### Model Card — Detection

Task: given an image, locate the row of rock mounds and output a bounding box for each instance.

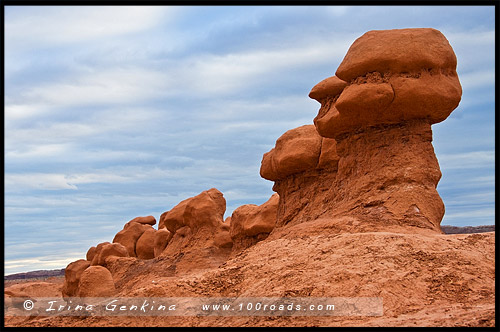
[63,27,465,298]
[62,189,280,298]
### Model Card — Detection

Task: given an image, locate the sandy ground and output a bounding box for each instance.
[4,227,495,327]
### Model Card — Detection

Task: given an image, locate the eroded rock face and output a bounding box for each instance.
[77,266,116,297]
[214,222,233,249]
[331,120,445,231]
[153,228,173,257]
[62,259,90,298]
[312,28,462,138]
[136,228,156,260]
[260,125,340,227]
[128,215,156,226]
[158,199,189,231]
[113,222,152,257]
[90,242,111,266]
[259,28,460,233]
[184,188,226,231]
[86,246,97,262]
[229,193,279,253]
[92,242,129,266]
[157,188,233,272]
[304,28,461,233]
[260,125,323,181]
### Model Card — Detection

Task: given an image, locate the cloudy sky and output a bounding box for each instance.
[4,5,495,274]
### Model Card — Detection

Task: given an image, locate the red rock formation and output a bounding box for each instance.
[128,215,156,226]
[306,28,462,233]
[112,221,152,257]
[153,228,172,257]
[93,242,129,266]
[90,242,111,265]
[158,188,233,272]
[260,125,339,227]
[158,198,189,231]
[8,29,495,328]
[214,221,233,249]
[229,193,279,253]
[77,266,116,297]
[61,259,90,298]
[314,28,461,138]
[86,246,96,262]
[259,28,461,233]
[66,26,461,300]
[136,228,156,259]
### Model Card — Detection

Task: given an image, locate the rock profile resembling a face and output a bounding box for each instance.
[311,28,462,138]
[260,28,461,233]
[303,28,462,233]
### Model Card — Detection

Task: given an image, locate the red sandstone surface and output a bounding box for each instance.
[4,28,494,328]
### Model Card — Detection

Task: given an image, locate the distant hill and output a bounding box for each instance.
[441,225,495,234]
[4,268,65,280]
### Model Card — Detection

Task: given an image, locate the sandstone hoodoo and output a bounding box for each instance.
[86,246,97,262]
[77,266,116,297]
[127,215,156,226]
[113,220,153,257]
[61,259,90,298]
[157,188,233,272]
[89,242,110,265]
[136,228,156,260]
[261,27,462,233]
[92,242,129,266]
[315,28,462,137]
[153,228,172,257]
[229,193,279,253]
[260,125,339,227]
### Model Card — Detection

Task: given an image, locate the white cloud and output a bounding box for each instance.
[5,173,78,191]
[444,207,495,219]
[326,6,350,16]
[437,151,494,169]
[446,29,495,49]
[5,6,177,47]
[4,106,164,164]
[459,70,495,91]
[4,160,258,193]
[462,175,495,185]
[4,255,84,275]
[448,29,495,71]
[3,104,45,121]
[6,122,97,145]
[161,36,352,98]
[34,67,169,105]
[438,174,495,191]
[5,143,71,160]
[5,68,170,123]
[445,191,495,206]
[4,172,134,191]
